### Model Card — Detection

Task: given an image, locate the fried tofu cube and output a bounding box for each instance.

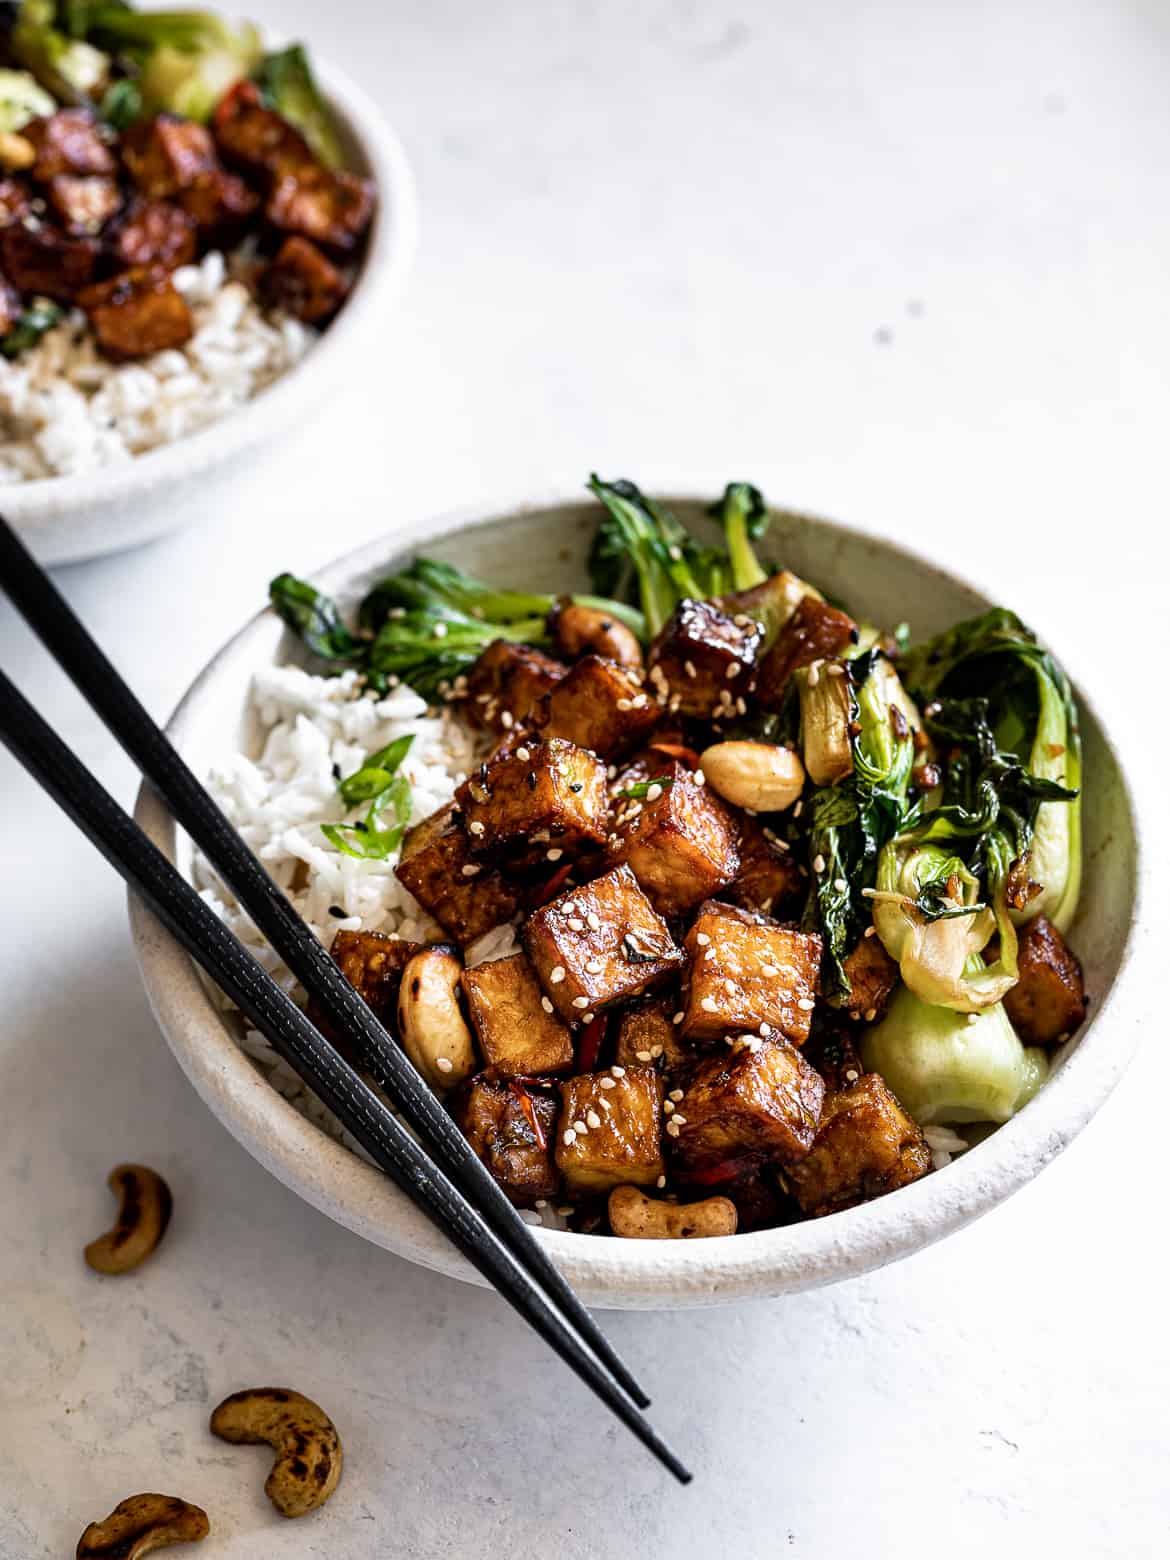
[647,599,764,719]
[524,864,685,1023]
[455,737,608,867]
[682,901,822,1045]
[462,953,575,1077]
[24,109,116,181]
[785,1073,930,1216]
[394,802,519,946]
[1002,915,1086,1046]
[839,934,900,1021]
[613,991,693,1071]
[0,225,99,300]
[260,235,347,323]
[46,174,121,234]
[555,1067,665,1192]
[78,266,193,360]
[457,1077,560,1205]
[266,165,376,254]
[726,815,805,917]
[108,198,197,271]
[534,654,660,758]
[756,596,858,710]
[672,1039,824,1168]
[177,168,260,243]
[121,114,219,196]
[213,80,314,177]
[307,928,423,1059]
[608,761,739,917]
[464,638,565,734]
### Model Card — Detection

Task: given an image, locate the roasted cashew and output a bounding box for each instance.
[549,598,643,668]
[608,1185,738,1239]
[699,740,805,814]
[397,948,477,1091]
[84,1164,173,1275]
[210,1388,342,1519]
[0,131,35,171]
[76,1493,208,1558]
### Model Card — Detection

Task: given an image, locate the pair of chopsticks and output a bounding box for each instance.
[0,517,690,1486]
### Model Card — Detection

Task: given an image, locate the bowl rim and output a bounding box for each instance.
[131,492,1153,1307]
[4,57,418,529]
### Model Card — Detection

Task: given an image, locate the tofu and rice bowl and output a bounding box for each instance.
[201,476,1087,1240]
[0,1,375,481]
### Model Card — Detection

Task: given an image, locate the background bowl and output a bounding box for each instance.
[4,62,417,567]
[131,496,1145,1308]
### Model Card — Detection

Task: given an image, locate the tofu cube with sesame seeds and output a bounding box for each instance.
[837,933,900,1022]
[671,1038,824,1168]
[461,952,575,1078]
[725,814,806,919]
[754,596,857,711]
[646,599,765,720]
[394,802,520,946]
[1001,915,1086,1046]
[681,901,822,1046]
[608,760,740,917]
[463,638,566,735]
[784,1072,930,1216]
[523,864,685,1024]
[613,991,694,1072]
[307,929,425,1061]
[457,1076,561,1205]
[532,654,660,758]
[454,737,608,869]
[555,1067,665,1193]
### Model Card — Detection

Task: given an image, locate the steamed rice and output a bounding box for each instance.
[0,250,315,483]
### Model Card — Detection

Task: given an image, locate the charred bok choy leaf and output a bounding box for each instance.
[322,734,414,859]
[77,3,262,120]
[254,42,341,167]
[6,0,112,101]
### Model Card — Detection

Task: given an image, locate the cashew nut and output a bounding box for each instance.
[210,1388,342,1519]
[76,1494,209,1558]
[699,740,805,814]
[397,947,478,1091]
[608,1185,738,1239]
[84,1164,173,1275]
[549,598,643,668]
[0,131,35,171]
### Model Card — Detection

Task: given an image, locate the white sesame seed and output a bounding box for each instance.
[673,1011,684,1025]
[807,660,821,688]
[563,1129,577,1145]
[610,1065,626,1077]
[461,863,481,877]
[582,1012,595,1025]
[793,799,803,818]
[727,661,741,678]
[646,783,663,802]
[666,1120,681,1137]
[693,769,705,787]
[759,1022,772,1037]
[632,694,648,708]
[599,1076,616,1090]
[587,912,601,930]
[516,745,530,761]
[696,931,711,946]
[669,1088,684,1101]
[671,1114,687,1126]
[550,966,566,983]
[573,1118,587,1133]
[827,662,844,677]
[663,1099,674,1113]
[432,622,448,639]
[635,1049,652,1062]
[845,1068,859,1083]
[813,854,826,874]
[585,958,604,974]
[573,996,590,1009]
[616,698,633,711]
[468,820,485,836]
[436,1056,453,1073]
[500,709,514,728]
[834,877,848,893]
[700,996,718,1012]
[684,659,697,678]
[736,696,748,716]
[864,1007,877,1022]
[657,1174,667,1189]
[541,996,554,1014]
[568,917,585,932]
[546,847,564,862]
[586,1110,601,1128]
[761,963,778,977]
[651,1043,663,1058]
[797,997,816,1011]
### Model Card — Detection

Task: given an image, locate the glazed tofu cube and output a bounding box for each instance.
[121,114,218,196]
[458,1077,560,1205]
[266,165,376,254]
[0,225,98,300]
[682,901,822,1046]
[647,599,764,719]
[260,235,348,324]
[524,864,685,1023]
[555,1067,665,1193]
[78,266,193,360]
[307,929,423,1059]
[840,934,900,1021]
[455,737,608,866]
[46,174,121,235]
[213,80,314,177]
[609,762,739,917]
[177,168,259,243]
[726,815,805,918]
[756,596,858,710]
[534,654,660,758]
[672,1039,825,1168]
[462,953,575,1077]
[785,1073,930,1216]
[24,109,116,181]
[464,639,565,735]
[108,198,197,271]
[1002,915,1086,1045]
[613,991,693,1072]
[394,802,519,945]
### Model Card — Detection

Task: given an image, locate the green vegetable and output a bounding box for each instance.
[0,297,63,358]
[9,0,111,101]
[795,660,854,788]
[861,973,1050,1125]
[614,775,674,801]
[708,481,768,591]
[323,734,414,860]
[97,74,142,127]
[717,566,822,646]
[71,6,262,120]
[254,42,340,168]
[587,475,725,637]
[268,572,363,665]
[0,65,56,129]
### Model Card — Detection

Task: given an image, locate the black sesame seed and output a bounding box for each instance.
[331,762,342,781]
[328,905,347,919]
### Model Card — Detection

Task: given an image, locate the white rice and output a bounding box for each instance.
[922,1123,969,1171]
[0,249,315,482]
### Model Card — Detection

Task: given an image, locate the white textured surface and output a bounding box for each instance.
[1,0,1167,1554]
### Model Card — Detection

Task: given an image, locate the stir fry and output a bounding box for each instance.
[269,478,1086,1237]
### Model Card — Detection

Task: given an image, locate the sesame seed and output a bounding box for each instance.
[864,1007,877,1022]
[761,963,778,977]
[793,799,803,818]
[563,1129,577,1145]
[827,662,844,677]
[669,1088,684,1101]
[610,1064,626,1077]
[646,783,663,802]
[516,745,530,761]
[807,660,821,688]
[616,698,633,711]
[582,1012,595,1024]
[461,863,481,877]
[736,697,748,715]
[734,613,753,628]
[432,622,448,639]
[572,996,590,1009]
[436,1056,453,1073]
[666,1120,681,1137]
[797,997,816,1011]
[632,694,648,708]
[546,847,564,862]
[585,958,604,974]
[696,932,711,946]
[599,1076,616,1089]
[587,912,601,930]
[671,1114,687,1126]
[568,917,585,932]
[727,661,741,678]
[541,996,554,1014]
[573,1118,588,1133]
[864,925,876,938]
[657,1174,667,1189]
[813,853,826,874]
[468,819,485,836]
[845,1068,860,1082]
[759,1022,771,1037]
[700,996,718,1012]
[684,660,697,678]
[704,946,716,960]
[500,710,514,728]
[694,769,705,787]
[586,1110,601,1128]
[663,1099,674,1113]
[673,1011,684,1025]
[967,1012,979,1025]
[550,966,566,983]
[834,877,848,893]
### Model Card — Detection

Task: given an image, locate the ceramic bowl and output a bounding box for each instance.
[130,496,1147,1308]
[5,63,417,567]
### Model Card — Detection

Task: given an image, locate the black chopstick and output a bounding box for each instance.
[0,668,691,1485]
[0,517,647,1414]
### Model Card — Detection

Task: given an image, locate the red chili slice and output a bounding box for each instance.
[649,740,701,769]
[576,1012,607,1072]
[508,1080,547,1151]
[680,1153,764,1187]
[531,861,574,908]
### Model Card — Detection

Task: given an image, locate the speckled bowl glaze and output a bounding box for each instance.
[131,497,1148,1308]
[5,63,417,567]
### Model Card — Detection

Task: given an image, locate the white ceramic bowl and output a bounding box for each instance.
[5,63,417,567]
[131,496,1148,1308]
